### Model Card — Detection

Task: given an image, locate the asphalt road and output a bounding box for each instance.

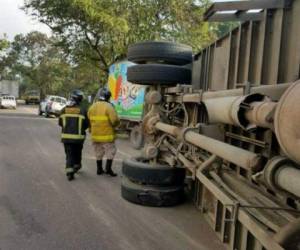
[0,105,225,250]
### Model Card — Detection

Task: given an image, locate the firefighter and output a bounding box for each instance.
[59,90,89,181]
[88,88,120,176]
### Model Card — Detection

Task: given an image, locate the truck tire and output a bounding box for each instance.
[121,178,185,207]
[127,64,191,85]
[130,126,144,149]
[122,157,186,186]
[127,41,193,65]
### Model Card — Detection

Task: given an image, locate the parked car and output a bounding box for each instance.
[0,96,17,109]
[38,95,67,117]
[24,90,40,104]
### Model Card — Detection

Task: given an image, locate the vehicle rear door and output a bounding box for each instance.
[53,97,66,111]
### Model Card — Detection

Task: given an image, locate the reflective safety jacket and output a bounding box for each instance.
[58,104,89,144]
[88,101,120,142]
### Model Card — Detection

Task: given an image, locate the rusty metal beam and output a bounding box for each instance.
[204,0,292,21]
[155,122,262,170]
[274,217,300,249]
[208,12,264,22]
[202,82,292,100]
[196,171,285,250]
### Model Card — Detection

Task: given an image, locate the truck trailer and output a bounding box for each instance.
[0,80,19,98]
[120,1,300,249]
[108,61,146,149]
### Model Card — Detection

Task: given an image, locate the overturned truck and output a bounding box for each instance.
[121,1,300,249]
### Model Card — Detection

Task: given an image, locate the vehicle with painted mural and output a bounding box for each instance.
[107,61,146,149]
[120,1,300,250]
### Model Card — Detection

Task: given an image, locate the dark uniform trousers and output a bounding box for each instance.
[59,104,89,176]
[64,143,83,172]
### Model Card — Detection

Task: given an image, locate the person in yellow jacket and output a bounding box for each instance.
[88,88,120,176]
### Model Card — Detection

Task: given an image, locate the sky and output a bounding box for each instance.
[0,0,51,40]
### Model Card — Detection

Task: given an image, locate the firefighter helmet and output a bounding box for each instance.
[70,89,84,104]
[98,88,111,101]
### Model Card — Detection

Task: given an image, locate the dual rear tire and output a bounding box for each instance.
[121,157,186,207]
[123,41,191,206]
[128,41,193,65]
[121,178,185,207]
[127,64,191,86]
[127,41,193,86]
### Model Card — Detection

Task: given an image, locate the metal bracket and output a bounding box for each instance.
[244,81,252,95]
[224,202,240,224]
[180,127,199,144]
[224,202,300,223]
[239,205,300,213]
[204,0,293,22]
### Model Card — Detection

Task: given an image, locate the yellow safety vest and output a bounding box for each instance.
[88,101,120,142]
[59,106,88,142]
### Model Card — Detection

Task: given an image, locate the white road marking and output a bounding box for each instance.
[49,180,60,192]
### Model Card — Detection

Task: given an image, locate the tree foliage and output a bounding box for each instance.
[23,0,215,75]
[0,37,9,52]
[1,31,102,97]
[1,1,238,99]
[0,36,10,78]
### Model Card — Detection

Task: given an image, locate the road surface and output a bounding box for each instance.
[0,105,225,250]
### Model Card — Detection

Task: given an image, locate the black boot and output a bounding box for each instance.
[67,173,75,181]
[66,166,75,181]
[74,164,82,173]
[97,160,104,175]
[105,159,117,177]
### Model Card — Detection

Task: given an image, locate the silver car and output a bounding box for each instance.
[39,95,67,117]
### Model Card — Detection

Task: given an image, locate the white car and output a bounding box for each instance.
[0,96,17,109]
[38,95,67,117]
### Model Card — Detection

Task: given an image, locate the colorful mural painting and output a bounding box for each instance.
[107,61,145,121]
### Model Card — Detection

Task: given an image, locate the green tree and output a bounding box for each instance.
[23,0,215,76]
[2,31,103,97]
[0,36,10,79]
[4,32,51,95]
[0,38,9,51]
[3,32,65,96]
